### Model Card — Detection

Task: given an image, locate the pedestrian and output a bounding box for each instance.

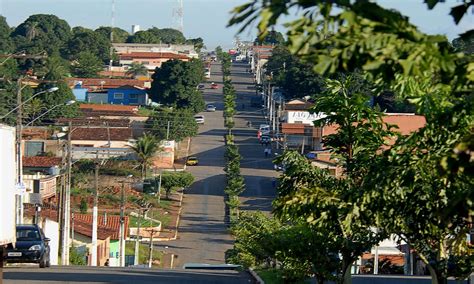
[267,148,272,156]
[264,148,268,157]
[104,259,109,266]
[272,179,277,189]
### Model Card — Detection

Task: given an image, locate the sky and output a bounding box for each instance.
[0,0,472,50]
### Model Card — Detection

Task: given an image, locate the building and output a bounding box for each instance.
[107,85,148,106]
[118,52,191,71]
[72,213,129,267]
[131,25,140,34]
[22,156,61,201]
[112,43,198,58]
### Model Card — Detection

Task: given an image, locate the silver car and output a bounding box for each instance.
[194,115,205,124]
[206,104,216,112]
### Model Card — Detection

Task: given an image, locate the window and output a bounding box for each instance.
[141,61,149,65]
[129,94,139,99]
[25,141,44,157]
[114,93,124,100]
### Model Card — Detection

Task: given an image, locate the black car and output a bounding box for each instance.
[4,224,51,268]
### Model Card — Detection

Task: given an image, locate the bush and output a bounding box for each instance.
[70,247,87,265]
[79,198,88,213]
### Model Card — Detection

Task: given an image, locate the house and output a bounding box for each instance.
[113,43,198,58]
[70,127,134,160]
[65,78,151,103]
[118,52,191,71]
[72,213,129,267]
[77,104,148,138]
[22,156,61,201]
[108,85,148,106]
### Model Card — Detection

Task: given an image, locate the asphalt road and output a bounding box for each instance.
[3,266,252,284]
[154,61,277,268]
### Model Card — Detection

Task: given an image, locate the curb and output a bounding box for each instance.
[248,268,265,284]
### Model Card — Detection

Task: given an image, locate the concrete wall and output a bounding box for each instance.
[42,218,59,265]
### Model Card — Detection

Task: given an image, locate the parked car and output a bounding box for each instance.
[186,156,199,166]
[211,82,219,89]
[198,84,205,90]
[259,124,271,135]
[194,115,205,124]
[206,104,216,112]
[4,224,51,268]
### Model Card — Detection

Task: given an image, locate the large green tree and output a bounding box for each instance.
[127,30,160,44]
[230,1,473,283]
[64,29,111,62]
[148,109,198,142]
[12,14,72,55]
[149,59,205,113]
[0,16,13,53]
[95,26,130,43]
[72,51,103,77]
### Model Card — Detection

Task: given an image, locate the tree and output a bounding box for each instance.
[149,109,198,142]
[0,16,14,53]
[79,198,88,213]
[72,51,103,77]
[149,59,205,113]
[452,29,474,55]
[64,29,111,62]
[127,30,160,44]
[185,37,205,53]
[230,1,473,283]
[149,27,185,44]
[95,26,130,43]
[129,134,161,179]
[160,171,194,199]
[254,29,285,45]
[12,14,72,55]
[266,46,324,100]
[126,62,149,78]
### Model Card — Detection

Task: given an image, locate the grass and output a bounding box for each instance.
[129,215,161,228]
[148,210,172,228]
[125,241,162,267]
[255,268,285,284]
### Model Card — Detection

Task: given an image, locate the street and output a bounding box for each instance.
[154,62,277,268]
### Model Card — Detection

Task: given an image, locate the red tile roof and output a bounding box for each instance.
[322,114,426,136]
[65,78,150,89]
[71,127,133,141]
[74,213,129,240]
[23,156,62,168]
[119,52,190,60]
[80,104,139,113]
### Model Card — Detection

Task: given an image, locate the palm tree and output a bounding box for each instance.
[126,62,149,78]
[129,134,161,179]
[25,22,39,41]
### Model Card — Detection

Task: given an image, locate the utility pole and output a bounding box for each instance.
[61,121,72,265]
[119,180,125,267]
[134,208,142,266]
[166,121,170,140]
[148,228,157,268]
[91,157,99,266]
[15,77,24,225]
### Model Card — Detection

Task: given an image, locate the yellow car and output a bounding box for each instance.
[186,157,199,166]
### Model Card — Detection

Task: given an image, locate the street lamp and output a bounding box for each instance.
[119,174,133,267]
[0,87,59,120]
[24,100,76,127]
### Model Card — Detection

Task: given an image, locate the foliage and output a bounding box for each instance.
[127,27,185,44]
[149,59,205,113]
[95,26,130,43]
[11,14,72,55]
[254,29,285,45]
[126,62,149,78]
[72,51,103,77]
[64,29,111,63]
[69,246,87,265]
[160,171,194,198]
[148,108,198,141]
[185,37,205,53]
[129,134,161,179]
[265,45,324,100]
[125,241,162,266]
[0,16,13,53]
[452,29,474,55]
[79,198,88,213]
[230,1,473,283]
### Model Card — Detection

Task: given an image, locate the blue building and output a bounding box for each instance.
[107,85,148,106]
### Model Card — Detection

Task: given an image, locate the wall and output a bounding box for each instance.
[42,218,59,265]
[284,110,326,125]
[87,93,108,104]
[108,240,120,267]
[107,88,147,106]
[72,88,88,102]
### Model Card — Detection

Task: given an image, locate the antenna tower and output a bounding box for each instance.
[109,0,115,69]
[172,0,184,33]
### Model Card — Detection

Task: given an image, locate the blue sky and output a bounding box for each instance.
[1,0,472,50]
